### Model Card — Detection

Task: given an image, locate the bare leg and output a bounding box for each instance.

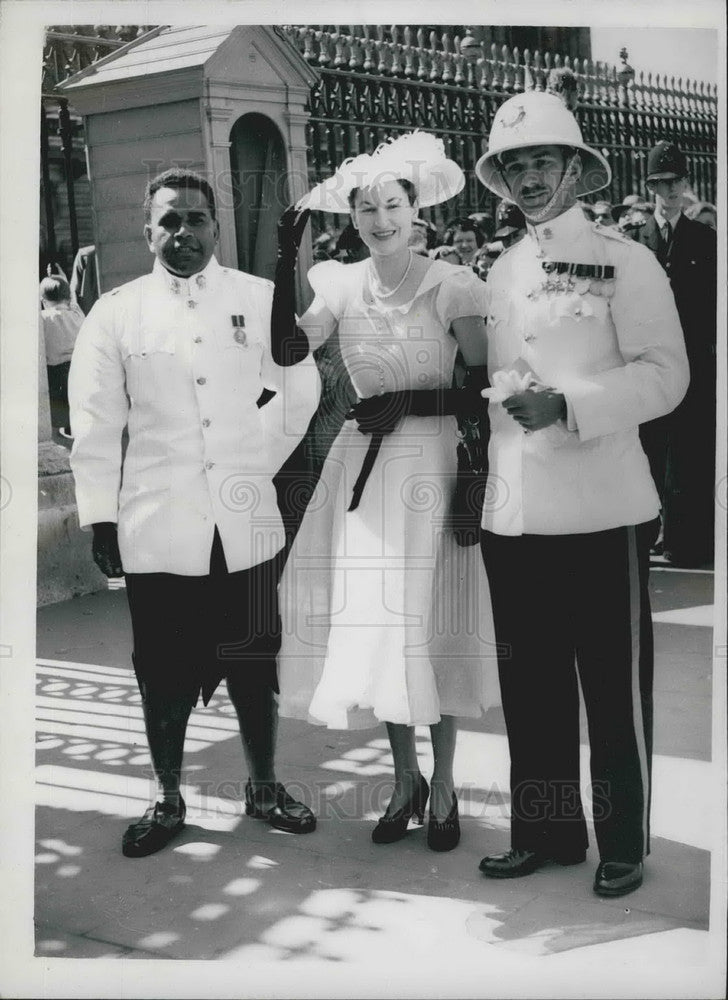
[430,714,457,820]
[383,722,423,815]
[141,688,193,811]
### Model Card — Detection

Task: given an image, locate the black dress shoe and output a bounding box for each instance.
[593,860,643,897]
[371,773,429,845]
[427,793,460,852]
[244,780,316,834]
[479,847,586,879]
[122,796,186,858]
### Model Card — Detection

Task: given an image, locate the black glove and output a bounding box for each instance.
[91,522,124,577]
[277,204,311,267]
[271,205,312,367]
[346,366,490,435]
[346,393,410,435]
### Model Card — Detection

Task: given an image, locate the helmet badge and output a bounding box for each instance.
[500,104,527,129]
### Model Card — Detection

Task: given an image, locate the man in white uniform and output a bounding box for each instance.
[474,92,689,896]
[69,170,320,857]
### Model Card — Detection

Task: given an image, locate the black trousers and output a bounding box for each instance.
[640,395,716,564]
[125,529,283,707]
[480,521,656,864]
[47,361,71,429]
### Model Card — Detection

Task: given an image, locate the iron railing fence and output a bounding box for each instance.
[283,25,718,233]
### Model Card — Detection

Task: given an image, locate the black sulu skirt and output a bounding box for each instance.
[125,529,283,706]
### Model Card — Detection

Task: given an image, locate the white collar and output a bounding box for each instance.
[653,207,682,230]
[152,255,221,296]
[525,203,591,254]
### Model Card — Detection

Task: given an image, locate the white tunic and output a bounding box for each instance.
[483,204,689,536]
[69,256,320,574]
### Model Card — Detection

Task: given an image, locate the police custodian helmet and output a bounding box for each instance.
[646,141,688,181]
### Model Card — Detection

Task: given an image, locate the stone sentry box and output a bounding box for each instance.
[40,26,319,605]
[58,24,319,298]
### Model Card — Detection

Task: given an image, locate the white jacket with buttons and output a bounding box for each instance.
[483,204,690,536]
[69,256,320,574]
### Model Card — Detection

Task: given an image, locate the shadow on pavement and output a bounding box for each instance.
[35,568,713,962]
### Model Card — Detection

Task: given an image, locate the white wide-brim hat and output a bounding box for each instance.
[475,92,611,200]
[300,131,465,214]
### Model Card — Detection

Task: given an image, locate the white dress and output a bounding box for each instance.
[277,258,500,729]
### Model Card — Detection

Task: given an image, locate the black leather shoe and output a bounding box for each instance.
[593,861,643,897]
[427,792,460,852]
[479,847,586,878]
[244,780,316,834]
[122,796,186,858]
[372,773,429,845]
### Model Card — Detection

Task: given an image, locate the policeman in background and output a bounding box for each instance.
[636,141,717,566]
[474,90,689,897]
[69,169,320,857]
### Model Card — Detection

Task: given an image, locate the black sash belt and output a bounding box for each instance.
[348,431,385,512]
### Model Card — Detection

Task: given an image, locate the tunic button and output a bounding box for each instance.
[194,337,203,344]
[202,418,211,428]
[205,460,215,470]
[196,377,207,385]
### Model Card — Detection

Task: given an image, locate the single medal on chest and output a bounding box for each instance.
[231,314,247,346]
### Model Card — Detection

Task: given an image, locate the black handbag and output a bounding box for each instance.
[451,409,490,547]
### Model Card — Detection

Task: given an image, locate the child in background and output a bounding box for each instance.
[40,274,84,438]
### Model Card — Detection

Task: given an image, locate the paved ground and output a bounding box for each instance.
[28,565,725,997]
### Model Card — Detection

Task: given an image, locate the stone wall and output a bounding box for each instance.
[37,328,106,607]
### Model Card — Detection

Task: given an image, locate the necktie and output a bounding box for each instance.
[659,220,673,267]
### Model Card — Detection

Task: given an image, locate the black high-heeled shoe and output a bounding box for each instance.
[371,773,429,844]
[427,792,460,852]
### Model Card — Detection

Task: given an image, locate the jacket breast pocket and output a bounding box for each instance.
[122,327,177,401]
[122,325,177,360]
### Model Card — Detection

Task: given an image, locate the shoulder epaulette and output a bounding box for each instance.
[226,268,274,289]
[100,273,149,298]
[593,224,632,244]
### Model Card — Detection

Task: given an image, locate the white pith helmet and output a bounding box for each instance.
[475,91,611,200]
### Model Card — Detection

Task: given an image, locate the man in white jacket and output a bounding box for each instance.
[474,92,689,897]
[69,169,320,857]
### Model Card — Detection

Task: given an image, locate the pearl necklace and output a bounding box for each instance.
[368,250,414,300]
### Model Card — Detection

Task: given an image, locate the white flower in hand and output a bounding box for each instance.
[481,369,537,403]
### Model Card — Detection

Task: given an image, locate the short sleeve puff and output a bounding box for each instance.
[307,260,348,319]
[434,268,490,330]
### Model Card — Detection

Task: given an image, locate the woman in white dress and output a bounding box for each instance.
[271,133,499,851]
